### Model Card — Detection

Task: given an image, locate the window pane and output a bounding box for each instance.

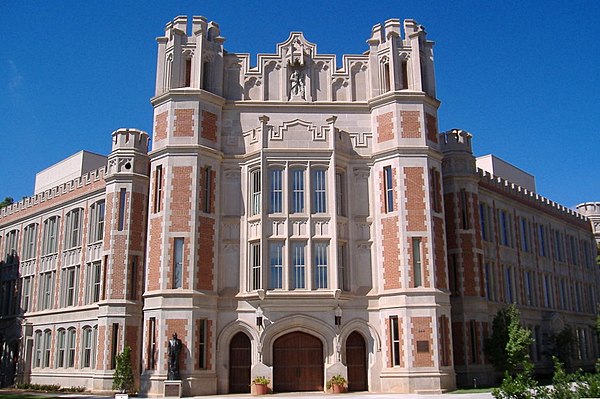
[314,242,328,289]
[292,242,306,289]
[270,169,283,213]
[291,169,305,213]
[313,170,326,213]
[269,242,283,289]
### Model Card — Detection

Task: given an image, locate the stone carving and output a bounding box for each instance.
[167,333,182,380]
[289,66,305,100]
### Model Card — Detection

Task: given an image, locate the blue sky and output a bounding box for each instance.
[1,1,598,208]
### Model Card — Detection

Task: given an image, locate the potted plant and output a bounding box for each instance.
[252,376,270,395]
[112,346,134,398]
[326,375,347,394]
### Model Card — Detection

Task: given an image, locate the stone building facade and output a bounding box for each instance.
[0,16,598,395]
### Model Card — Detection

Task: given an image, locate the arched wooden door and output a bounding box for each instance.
[346,331,368,391]
[229,332,251,393]
[273,332,323,392]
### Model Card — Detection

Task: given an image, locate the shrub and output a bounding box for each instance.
[252,376,270,385]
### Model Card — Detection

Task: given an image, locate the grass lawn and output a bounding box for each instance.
[451,387,495,393]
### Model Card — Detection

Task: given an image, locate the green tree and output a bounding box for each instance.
[484,304,533,376]
[112,346,134,393]
[0,197,14,209]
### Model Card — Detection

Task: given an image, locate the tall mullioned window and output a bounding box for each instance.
[64,208,83,249]
[270,169,283,213]
[250,170,261,216]
[291,169,305,213]
[4,229,19,264]
[89,200,105,243]
[335,171,345,216]
[250,242,261,290]
[173,238,184,289]
[61,265,79,307]
[390,316,401,366]
[56,329,66,368]
[314,242,328,289]
[412,238,423,287]
[312,169,326,213]
[42,216,60,255]
[269,242,283,289]
[291,242,306,289]
[22,223,38,260]
[153,165,163,213]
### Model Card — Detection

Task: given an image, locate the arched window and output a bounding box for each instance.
[89,200,105,243]
[56,328,66,367]
[64,208,83,249]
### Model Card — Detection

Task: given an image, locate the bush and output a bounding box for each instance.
[113,345,134,393]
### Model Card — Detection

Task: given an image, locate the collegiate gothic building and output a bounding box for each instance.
[0,16,598,395]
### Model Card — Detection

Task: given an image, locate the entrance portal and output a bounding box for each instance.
[346,331,368,391]
[229,332,251,393]
[273,331,323,392]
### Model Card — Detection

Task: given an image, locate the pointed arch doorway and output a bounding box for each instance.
[273,331,324,392]
[346,331,368,391]
[229,332,251,393]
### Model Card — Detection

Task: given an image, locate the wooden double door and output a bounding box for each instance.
[273,332,324,392]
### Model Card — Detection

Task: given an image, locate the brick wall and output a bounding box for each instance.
[425,113,438,143]
[165,319,189,372]
[169,166,192,233]
[400,111,421,138]
[433,216,447,289]
[407,236,430,288]
[201,111,218,142]
[382,217,401,290]
[174,109,194,137]
[404,167,426,231]
[411,316,433,367]
[96,325,105,370]
[438,315,452,367]
[197,216,215,291]
[154,111,168,141]
[377,112,394,143]
[147,218,162,291]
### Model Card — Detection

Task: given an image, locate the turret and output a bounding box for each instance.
[576,202,600,246]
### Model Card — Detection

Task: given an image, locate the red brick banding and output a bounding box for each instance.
[201,111,218,142]
[197,216,215,291]
[404,167,426,231]
[411,316,433,367]
[400,111,421,138]
[174,109,194,137]
[425,113,438,143]
[147,218,162,291]
[154,111,168,141]
[169,166,192,232]
[382,216,400,290]
[433,216,447,289]
[166,319,189,372]
[377,112,394,143]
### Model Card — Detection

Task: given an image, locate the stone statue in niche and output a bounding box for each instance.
[289,64,305,100]
[167,333,182,380]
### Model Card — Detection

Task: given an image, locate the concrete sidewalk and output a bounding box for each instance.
[189,392,493,399]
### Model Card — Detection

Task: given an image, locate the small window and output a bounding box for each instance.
[89,200,105,243]
[291,242,306,289]
[153,165,163,213]
[198,319,207,369]
[4,229,19,264]
[390,316,401,366]
[67,328,76,367]
[42,216,60,255]
[22,223,38,260]
[118,188,127,231]
[173,238,184,289]
[269,242,283,289]
[64,208,83,249]
[412,238,422,287]
[384,166,394,213]
[250,242,261,290]
[43,330,52,368]
[335,171,345,216]
[56,329,66,368]
[314,242,328,289]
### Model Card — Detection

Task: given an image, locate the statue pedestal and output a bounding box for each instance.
[164,380,182,398]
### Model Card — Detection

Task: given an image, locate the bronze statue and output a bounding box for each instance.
[167,333,182,380]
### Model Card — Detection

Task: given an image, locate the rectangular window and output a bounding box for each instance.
[448,254,458,296]
[269,242,283,289]
[85,261,101,304]
[543,275,553,308]
[460,189,470,229]
[314,242,328,289]
[335,172,345,216]
[23,224,38,260]
[148,317,157,369]
[337,243,348,291]
[203,167,212,213]
[430,168,441,213]
[4,230,19,264]
[42,217,59,255]
[538,225,547,257]
[519,217,530,252]
[291,169,305,213]
[64,208,83,249]
[390,316,401,366]
[384,166,394,213]
[43,330,52,368]
[173,238,184,289]
[251,170,261,216]
[198,319,207,369]
[291,242,306,289]
[21,276,32,312]
[129,256,138,300]
[110,323,119,369]
[82,327,93,368]
[484,262,493,301]
[67,328,76,367]
[412,238,422,287]
[469,320,478,364]
[118,188,127,231]
[56,329,66,368]
[504,266,513,303]
[525,271,534,306]
[499,209,511,247]
[39,272,55,310]
[34,331,42,368]
[250,242,261,290]
[62,266,79,307]
[312,169,326,213]
[89,201,105,243]
[560,279,567,310]
[270,169,283,213]
[153,165,163,213]
[554,230,565,262]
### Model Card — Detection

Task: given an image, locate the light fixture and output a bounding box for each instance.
[334,305,342,326]
[256,306,263,328]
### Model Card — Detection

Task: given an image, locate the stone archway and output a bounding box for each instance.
[273,331,323,392]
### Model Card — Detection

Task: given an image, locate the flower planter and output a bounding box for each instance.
[332,383,344,394]
[253,383,268,395]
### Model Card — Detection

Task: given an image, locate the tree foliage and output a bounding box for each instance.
[484,304,533,376]
[0,197,14,209]
[112,345,134,393]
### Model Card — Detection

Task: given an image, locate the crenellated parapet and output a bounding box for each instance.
[478,169,590,226]
[0,167,106,222]
[439,129,473,153]
[576,202,600,243]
